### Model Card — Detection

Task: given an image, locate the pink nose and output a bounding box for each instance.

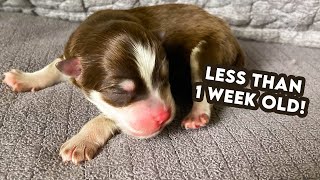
[154,107,171,125]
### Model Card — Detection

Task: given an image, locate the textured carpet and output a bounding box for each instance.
[0,12,320,180]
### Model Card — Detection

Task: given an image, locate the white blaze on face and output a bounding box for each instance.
[133,43,156,91]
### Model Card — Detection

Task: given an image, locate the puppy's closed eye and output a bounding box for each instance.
[101,79,136,106]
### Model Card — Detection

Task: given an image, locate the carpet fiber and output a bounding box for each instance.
[0,12,319,180]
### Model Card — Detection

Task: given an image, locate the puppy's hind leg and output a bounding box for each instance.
[3,57,68,92]
[181,37,243,129]
[181,41,212,129]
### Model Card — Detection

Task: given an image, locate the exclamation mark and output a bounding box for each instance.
[300,100,306,115]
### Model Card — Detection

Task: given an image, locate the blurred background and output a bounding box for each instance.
[0,0,319,48]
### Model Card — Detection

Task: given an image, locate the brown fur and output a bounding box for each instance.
[63,4,245,105]
[64,21,163,106]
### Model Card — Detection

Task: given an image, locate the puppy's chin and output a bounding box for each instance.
[121,127,162,139]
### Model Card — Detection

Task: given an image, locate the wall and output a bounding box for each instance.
[1,0,320,48]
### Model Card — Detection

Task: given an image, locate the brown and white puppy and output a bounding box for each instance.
[2,4,244,164]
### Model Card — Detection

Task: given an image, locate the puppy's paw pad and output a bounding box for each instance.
[59,135,99,164]
[182,113,209,129]
[2,69,37,92]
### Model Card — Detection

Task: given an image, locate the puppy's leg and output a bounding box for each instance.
[182,41,212,129]
[3,57,67,92]
[182,37,243,129]
[60,114,118,164]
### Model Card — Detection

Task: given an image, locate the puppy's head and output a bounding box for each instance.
[57,21,175,138]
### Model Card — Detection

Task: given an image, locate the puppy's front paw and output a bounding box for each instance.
[181,112,209,129]
[3,69,39,92]
[59,134,100,164]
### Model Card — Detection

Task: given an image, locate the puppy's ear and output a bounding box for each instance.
[56,57,82,78]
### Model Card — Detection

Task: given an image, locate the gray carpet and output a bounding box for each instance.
[0,12,320,180]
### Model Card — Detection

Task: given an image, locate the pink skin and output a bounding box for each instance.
[55,58,81,78]
[121,97,172,138]
[2,69,38,92]
[181,113,209,129]
[118,80,172,137]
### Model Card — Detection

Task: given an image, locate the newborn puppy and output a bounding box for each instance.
[3,4,244,164]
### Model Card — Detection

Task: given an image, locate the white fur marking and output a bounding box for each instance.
[88,90,141,134]
[189,40,212,115]
[190,40,206,81]
[133,43,156,90]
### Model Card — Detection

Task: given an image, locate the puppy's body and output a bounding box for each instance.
[66,5,244,85]
[3,4,244,164]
